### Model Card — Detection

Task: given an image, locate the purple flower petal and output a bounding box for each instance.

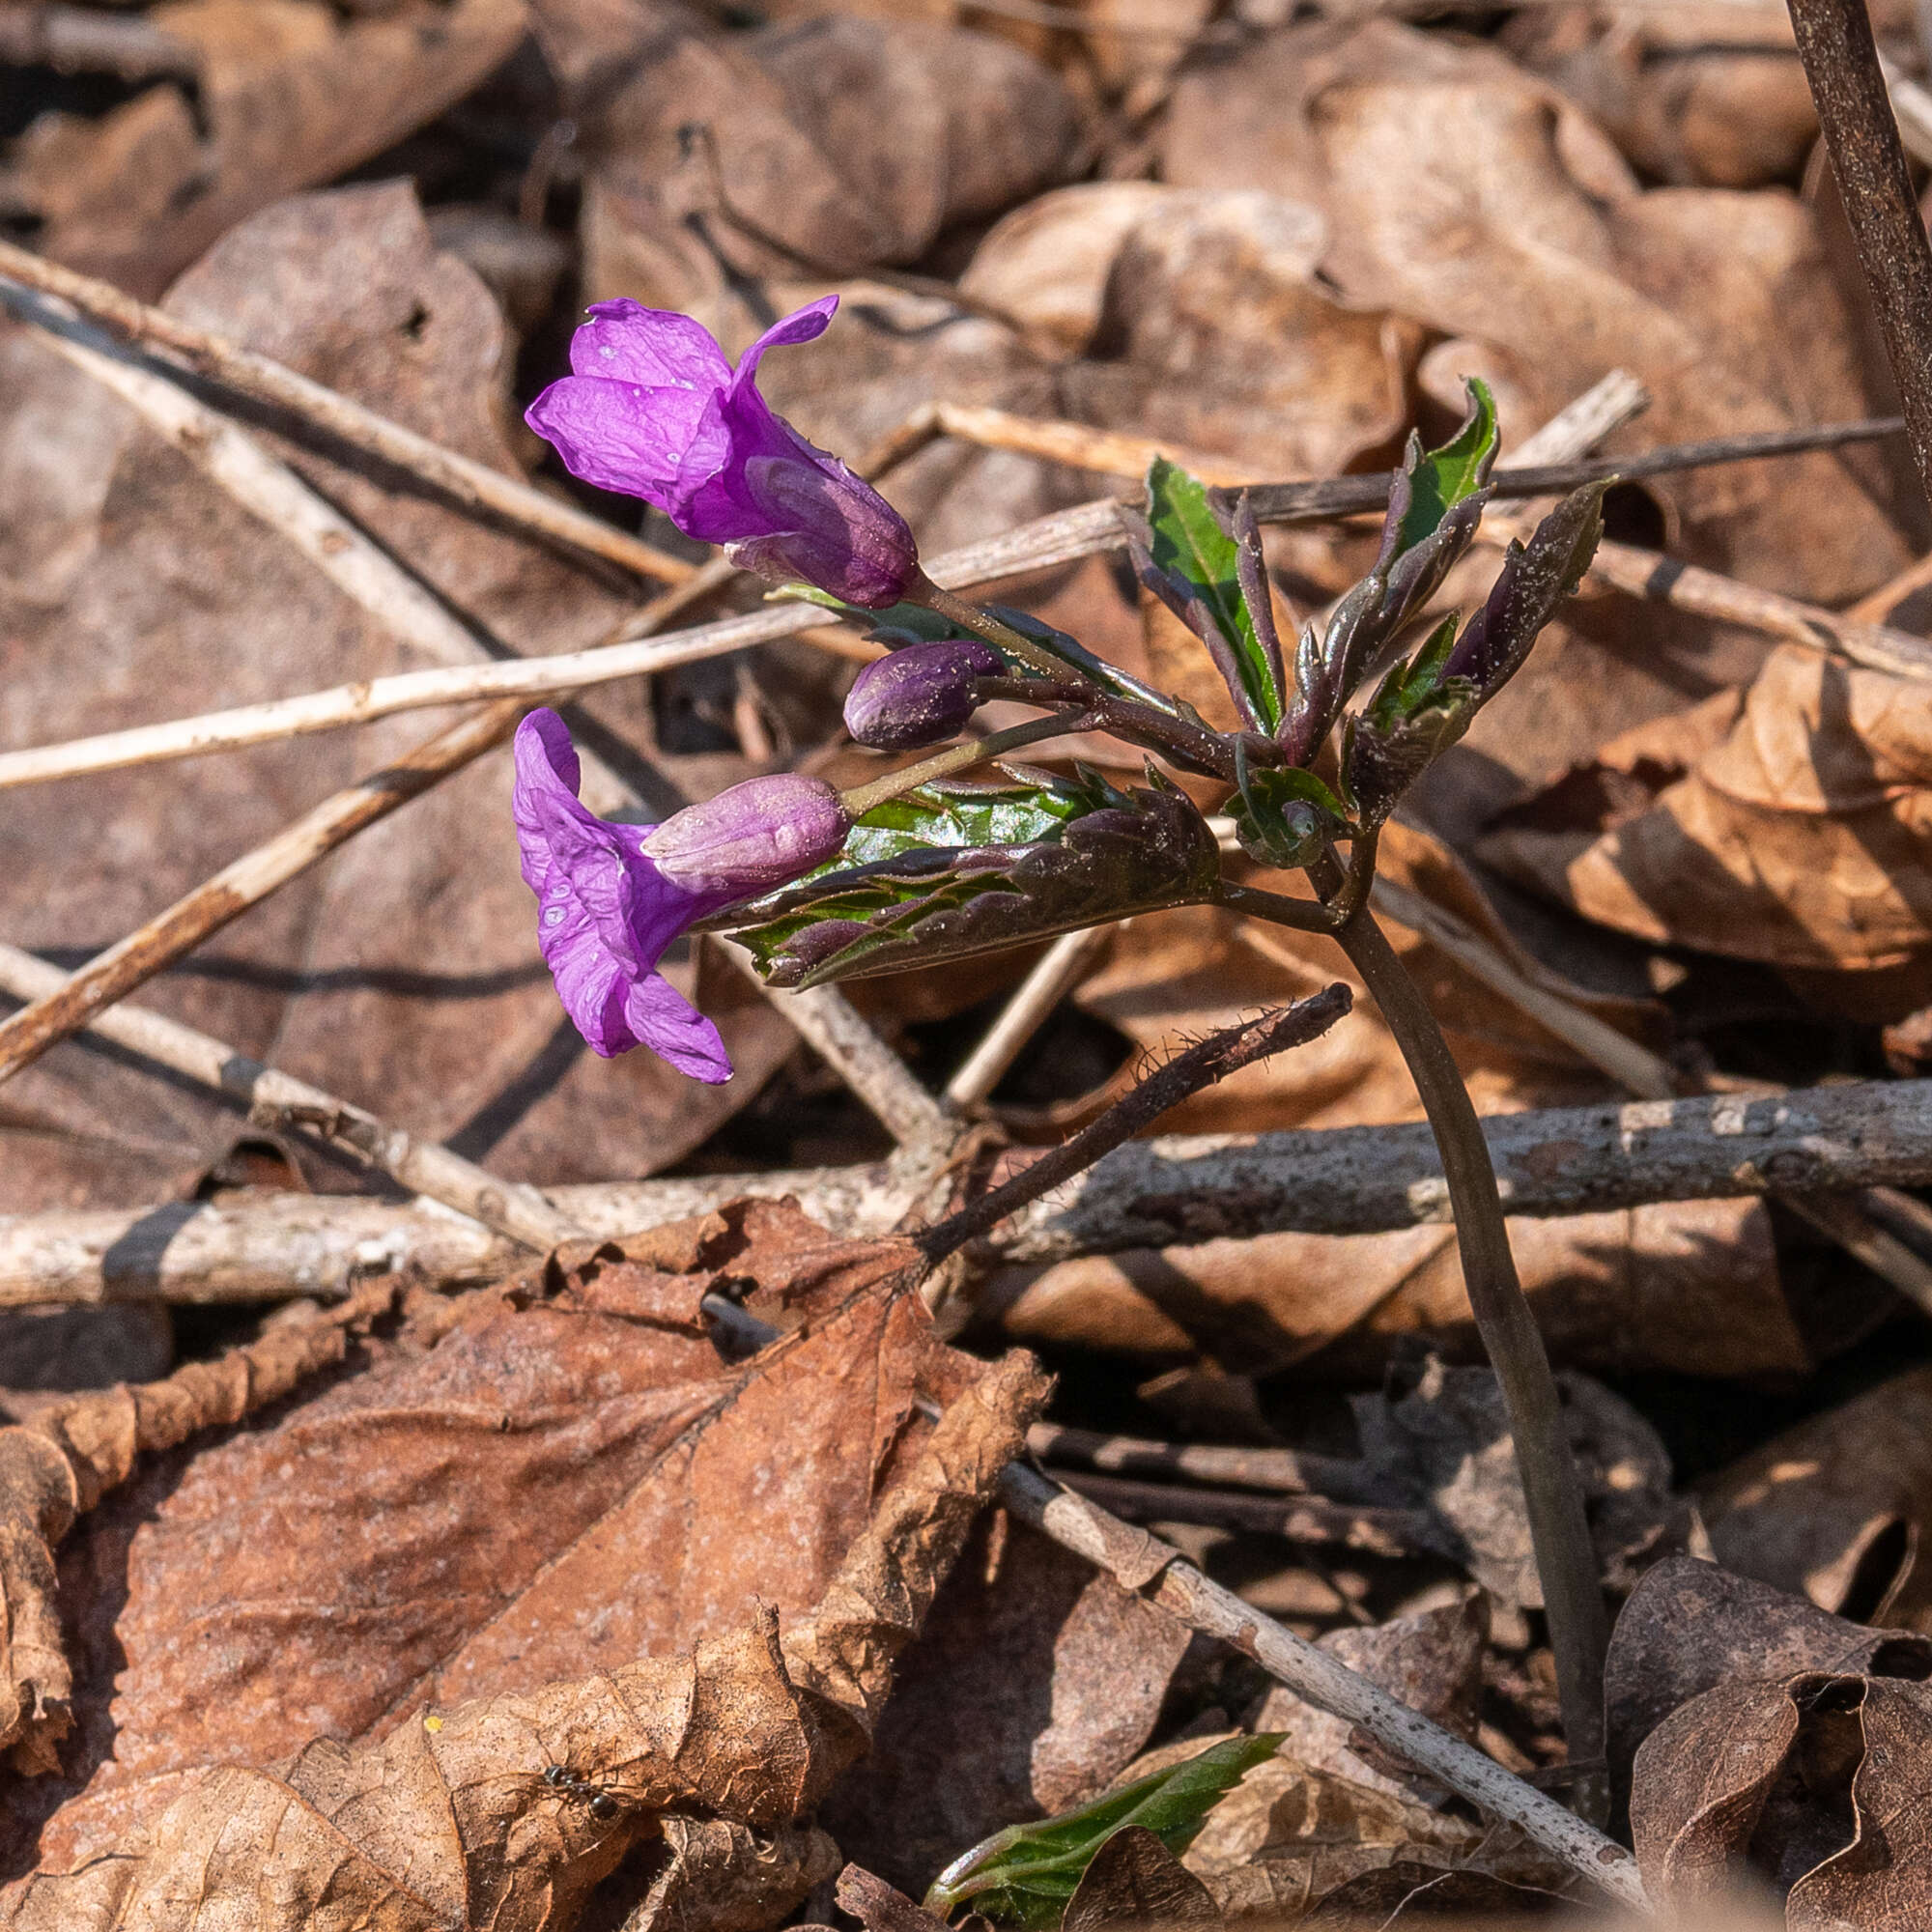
[730,294,838,393]
[526,296,920,610]
[569,300,731,390]
[524,377,713,507]
[623,971,732,1083]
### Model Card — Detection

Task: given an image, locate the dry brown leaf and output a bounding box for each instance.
[1184,1754,1571,1920]
[6,1201,1180,1913]
[817,1509,1191,1892]
[1632,1670,1932,1922]
[1065,1826,1221,1932]
[626,1816,841,1932]
[1346,1357,1674,1608]
[1054,187,1420,478]
[11,1204,941,1865]
[1605,1556,1932,1817]
[1160,16,1908,602]
[0,182,792,1214]
[572,8,1079,318]
[1248,1597,1486,1804]
[1481,645,1932,981]
[1699,1368,1932,1631]
[0,1343,1051,1930]
[957,183,1174,361]
[9,0,528,296]
[0,1276,397,1776]
[1502,5,1818,188]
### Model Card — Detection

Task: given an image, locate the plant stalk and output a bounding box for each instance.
[837,714,1078,817]
[1331,904,1609,1812]
[910,575,1095,683]
[1235,879,1609,1815]
[1786,0,1932,514]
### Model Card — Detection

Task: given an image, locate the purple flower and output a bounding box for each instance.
[512,709,849,1082]
[526,296,920,609]
[844,638,1005,750]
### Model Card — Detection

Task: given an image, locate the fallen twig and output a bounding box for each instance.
[0,240,693,586]
[9,1076,1927,1306]
[999,1463,1651,1912]
[1025,1422,1378,1500]
[0,940,582,1253]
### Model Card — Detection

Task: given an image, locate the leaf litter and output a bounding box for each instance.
[12,0,1932,1923]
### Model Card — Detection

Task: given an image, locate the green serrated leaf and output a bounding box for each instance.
[923,1734,1283,1929]
[1145,459,1284,731]
[830,769,1123,874]
[1397,377,1497,555]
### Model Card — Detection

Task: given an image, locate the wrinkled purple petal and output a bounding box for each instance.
[569,300,731,390]
[526,295,919,610]
[730,295,838,393]
[524,377,713,507]
[623,971,732,1083]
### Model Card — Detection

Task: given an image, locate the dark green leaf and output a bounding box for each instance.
[1395,377,1498,556]
[923,1734,1283,1928]
[838,769,1127,868]
[726,781,1221,987]
[1229,756,1350,869]
[1132,460,1284,732]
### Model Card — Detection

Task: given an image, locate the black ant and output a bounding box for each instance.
[540,1762,637,1823]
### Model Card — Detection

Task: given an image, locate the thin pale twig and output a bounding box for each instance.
[0,940,583,1253]
[999,1465,1650,1912]
[4,414,1918,792]
[0,241,693,586]
[945,923,1115,1110]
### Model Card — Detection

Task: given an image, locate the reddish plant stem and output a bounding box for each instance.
[1787,0,1932,512]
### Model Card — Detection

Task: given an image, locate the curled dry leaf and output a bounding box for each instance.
[1605,1556,1932,1817]
[817,1510,1192,1893]
[1159,16,1908,601]
[0,1344,1052,1930]
[1182,1754,1574,1921]
[0,1277,396,1776]
[1698,1367,1932,1631]
[0,182,791,1214]
[1063,1825,1220,1932]
[1502,5,1818,189]
[1482,645,1932,982]
[1632,1670,1932,1922]
[623,1816,841,1932]
[8,0,528,297]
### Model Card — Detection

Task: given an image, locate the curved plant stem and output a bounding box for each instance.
[837,714,1079,816]
[911,575,1094,683]
[1236,885,1610,1818]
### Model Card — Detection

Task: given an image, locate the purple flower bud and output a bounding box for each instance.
[843,639,1005,750]
[642,774,850,896]
[526,295,921,609]
[511,708,849,1083]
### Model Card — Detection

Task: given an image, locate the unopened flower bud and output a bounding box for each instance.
[642,774,850,897]
[843,639,1004,751]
